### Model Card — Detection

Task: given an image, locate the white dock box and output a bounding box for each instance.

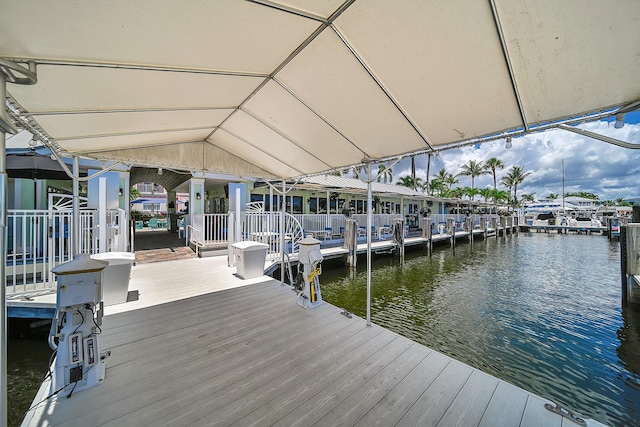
[232,241,269,279]
[90,252,135,305]
[52,254,108,309]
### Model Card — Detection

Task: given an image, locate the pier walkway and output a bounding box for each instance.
[22,256,604,426]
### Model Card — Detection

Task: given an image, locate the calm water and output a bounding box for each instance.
[7,232,640,426]
[321,232,640,427]
[7,322,53,427]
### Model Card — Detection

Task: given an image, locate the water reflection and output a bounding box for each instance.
[321,233,640,426]
[618,308,640,375]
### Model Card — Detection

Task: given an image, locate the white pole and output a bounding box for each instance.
[72,156,80,255]
[280,180,286,286]
[235,188,241,243]
[0,72,8,425]
[366,163,373,327]
[99,177,107,252]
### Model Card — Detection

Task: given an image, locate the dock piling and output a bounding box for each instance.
[620,224,640,308]
[343,219,358,269]
[422,216,432,256]
[465,217,473,248]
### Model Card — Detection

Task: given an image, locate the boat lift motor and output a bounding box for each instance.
[294,236,323,309]
[50,254,110,397]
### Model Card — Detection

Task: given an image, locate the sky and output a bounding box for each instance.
[6,110,640,202]
[389,112,640,202]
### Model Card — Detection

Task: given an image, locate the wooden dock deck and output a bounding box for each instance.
[21,256,604,426]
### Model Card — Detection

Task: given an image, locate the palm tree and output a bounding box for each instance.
[485,157,504,190]
[396,175,422,189]
[478,188,494,203]
[521,193,536,204]
[465,187,480,201]
[508,166,532,203]
[130,187,141,200]
[458,160,490,190]
[434,169,458,190]
[449,187,465,199]
[429,179,446,196]
[377,164,393,184]
[492,189,510,205]
[500,174,515,202]
[443,174,459,190]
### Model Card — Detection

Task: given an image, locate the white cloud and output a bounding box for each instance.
[386,119,640,201]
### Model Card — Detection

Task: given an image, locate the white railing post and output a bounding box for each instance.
[98,178,107,253]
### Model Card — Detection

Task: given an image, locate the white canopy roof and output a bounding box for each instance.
[2,0,640,179]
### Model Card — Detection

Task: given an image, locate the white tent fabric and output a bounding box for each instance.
[2,0,640,179]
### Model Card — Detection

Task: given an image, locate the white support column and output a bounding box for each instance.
[98,177,107,252]
[235,188,241,244]
[366,163,373,327]
[0,71,8,425]
[72,156,80,255]
[280,180,286,286]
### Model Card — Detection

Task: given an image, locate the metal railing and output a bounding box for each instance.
[5,208,126,296]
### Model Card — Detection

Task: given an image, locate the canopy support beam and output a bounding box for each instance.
[489,0,529,131]
[0,69,8,427]
[558,124,640,149]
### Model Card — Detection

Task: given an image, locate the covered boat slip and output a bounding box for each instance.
[22,257,604,427]
[3,1,640,425]
[2,1,640,176]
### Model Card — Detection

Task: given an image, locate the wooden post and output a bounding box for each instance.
[447,218,455,250]
[621,225,628,307]
[480,217,487,240]
[422,216,432,256]
[392,217,405,264]
[344,218,357,269]
[465,217,473,248]
[633,206,640,223]
[622,224,640,307]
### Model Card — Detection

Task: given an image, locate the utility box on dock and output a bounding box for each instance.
[51,254,109,397]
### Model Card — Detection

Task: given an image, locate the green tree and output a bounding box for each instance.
[478,188,494,203]
[458,160,490,190]
[449,187,465,199]
[521,193,536,203]
[130,187,141,200]
[492,189,510,205]
[500,174,515,203]
[443,174,459,190]
[429,179,446,196]
[566,191,599,200]
[434,169,449,184]
[485,157,504,190]
[396,175,422,189]
[465,187,480,201]
[502,166,531,203]
[377,164,393,184]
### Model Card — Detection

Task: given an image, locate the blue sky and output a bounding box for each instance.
[390,112,640,202]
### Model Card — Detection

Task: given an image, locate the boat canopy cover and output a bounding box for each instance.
[2,0,640,179]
